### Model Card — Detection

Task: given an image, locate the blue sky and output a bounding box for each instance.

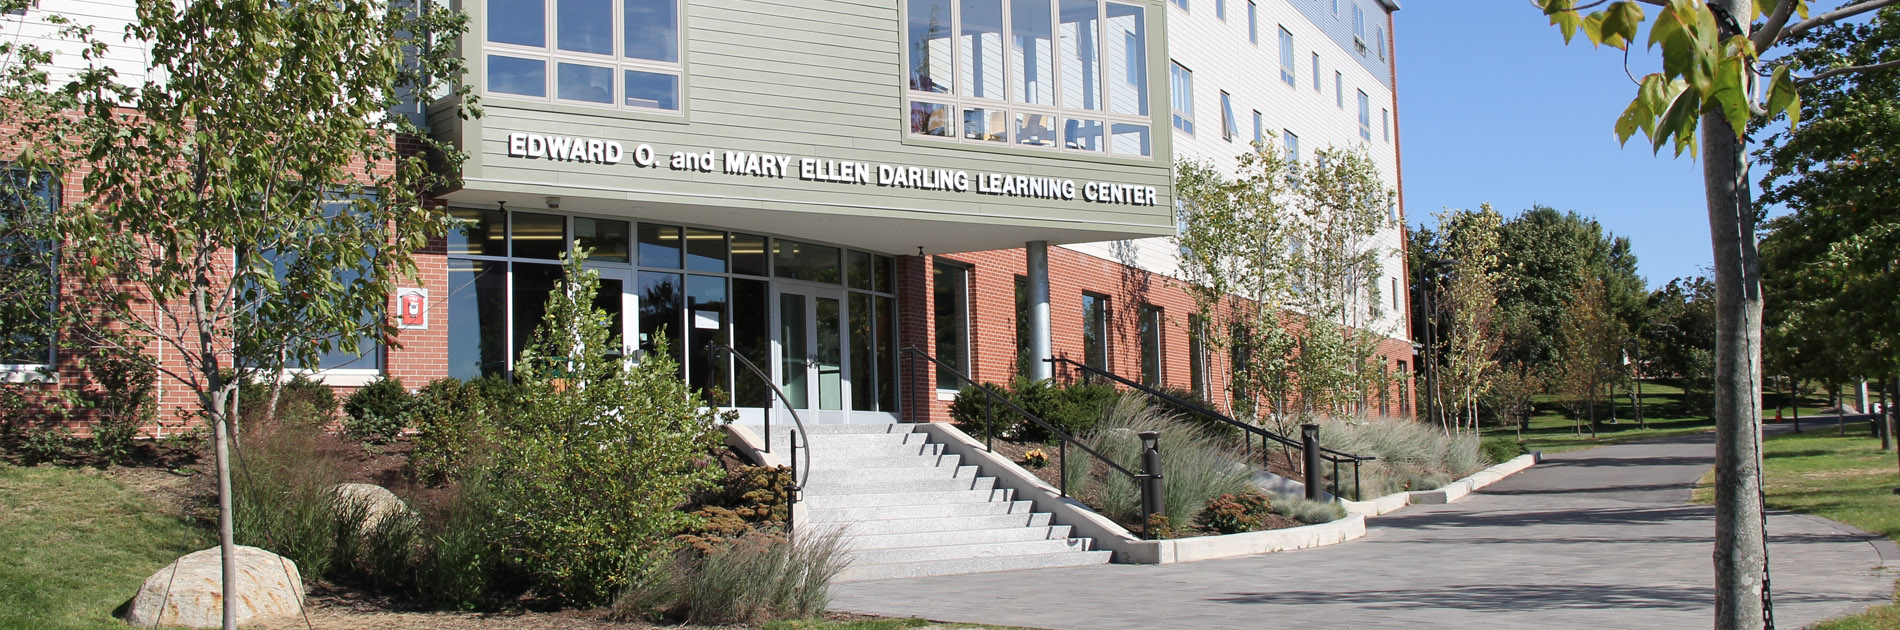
[1394,5,1717,288]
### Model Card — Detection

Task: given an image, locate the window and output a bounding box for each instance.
[1188,315,1209,398]
[1278,27,1294,87]
[1380,364,1390,416]
[485,0,682,112]
[1311,53,1320,92]
[1331,0,1338,15]
[274,196,386,372]
[1397,361,1409,415]
[1382,107,1391,142]
[1014,275,1031,367]
[1352,3,1365,42]
[934,261,970,390]
[1282,129,1298,162]
[1376,26,1386,59]
[1228,323,1253,414]
[1247,1,1256,43]
[1138,305,1162,386]
[1219,90,1236,141]
[1170,61,1193,135]
[1392,277,1400,310]
[1252,110,1262,146]
[1215,0,1224,20]
[908,0,1152,156]
[1082,292,1109,371]
[0,168,57,369]
[1334,71,1343,108]
[1358,89,1371,140]
[1169,0,1185,8]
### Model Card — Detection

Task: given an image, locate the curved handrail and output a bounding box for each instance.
[709,343,810,491]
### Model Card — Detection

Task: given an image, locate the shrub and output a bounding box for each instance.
[1154,385,1237,436]
[472,254,727,606]
[409,378,494,484]
[947,381,1016,439]
[1062,394,1253,529]
[83,351,155,465]
[1268,491,1347,525]
[1304,417,1485,498]
[466,373,531,417]
[415,480,515,610]
[230,418,348,579]
[343,377,411,443]
[17,424,74,465]
[1481,435,1527,466]
[613,529,849,625]
[233,372,337,426]
[1199,491,1273,535]
[1016,380,1118,441]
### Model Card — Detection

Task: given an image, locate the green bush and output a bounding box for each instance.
[414,480,515,610]
[1016,380,1118,441]
[17,424,74,465]
[409,378,494,484]
[947,381,1015,439]
[614,529,849,625]
[1304,418,1485,498]
[1199,491,1273,535]
[1267,491,1348,525]
[471,253,727,606]
[233,372,338,426]
[467,373,531,417]
[343,376,411,443]
[83,351,155,465]
[1062,394,1253,530]
[1481,435,1528,466]
[230,419,349,579]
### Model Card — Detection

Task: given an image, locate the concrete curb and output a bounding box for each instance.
[1407,453,1539,504]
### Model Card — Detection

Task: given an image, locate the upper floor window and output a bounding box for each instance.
[908,0,1153,157]
[1170,61,1193,135]
[1278,27,1294,87]
[1219,90,1236,141]
[1282,129,1298,161]
[1138,304,1162,386]
[1247,1,1256,44]
[1352,3,1366,50]
[1382,107,1390,142]
[1251,110,1262,146]
[1376,27,1386,60]
[1311,53,1320,92]
[1358,89,1371,140]
[484,0,682,112]
[1215,0,1224,20]
[0,168,57,368]
[1170,0,1185,9]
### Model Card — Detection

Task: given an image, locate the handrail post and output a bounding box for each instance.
[1059,439,1068,498]
[1354,460,1362,501]
[787,429,799,534]
[1302,424,1323,501]
[1139,431,1164,539]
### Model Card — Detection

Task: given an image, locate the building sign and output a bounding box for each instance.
[505,132,1159,207]
[396,287,428,330]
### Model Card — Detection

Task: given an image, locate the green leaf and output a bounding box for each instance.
[1709,54,1751,139]
[1599,1,1645,50]
[1551,9,1583,44]
[1654,88,1699,156]
[1581,11,1607,47]
[1648,4,1685,51]
[1615,96,1648,146]
[1766,64,1801,128]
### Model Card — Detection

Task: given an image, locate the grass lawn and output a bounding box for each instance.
[1691,428,1900,628]
[0,464,209,630]
[1490,379,1869,455]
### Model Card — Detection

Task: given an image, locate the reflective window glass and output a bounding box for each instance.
[558,63,614,104]
[488,0,546,47]
[874,256,895,293]
[850,292,874,410]
[686,275,728,392]
[624,70,679,110]
[1065,118,1103,151]
[773,239,842,284]
[510,212,567,259]
[964,108,1006,142]
[447,207,504,256]
[638,271,684,370]
[1106,2,1147,116]
[686,228,727,272]
[959,0,1004,100]
[933,262,968,390]
[639,223,682,268]
[1011,0,1054,106]
[624,0,679,62]
[911,101,954,136]
[1082,292,1108,370]
[846,250,873,291]
[731,278,771,406]
[1058,0,1100,111]
[1016,112,1057,147]
[731,233,768,276]
[908,0,955,93]
[511,262,564,364]
[488,55,547,97]
[574,216,629,262]
[876,295,896,409]
[447,259,508,379]
[557,0,612,54]
[1110,122,1150,156]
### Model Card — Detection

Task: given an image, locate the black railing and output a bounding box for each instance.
[1045,356,1374,502]
[900,346,1168,539]
[709,344,810,514]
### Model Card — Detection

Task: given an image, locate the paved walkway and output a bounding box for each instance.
[831,430,1899,629]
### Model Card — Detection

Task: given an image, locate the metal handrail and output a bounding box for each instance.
[709,343,810,493]
[900,346,1166,538]
[1044,356,1375,501]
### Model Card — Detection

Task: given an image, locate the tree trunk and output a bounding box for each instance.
[1703,89,1768,630]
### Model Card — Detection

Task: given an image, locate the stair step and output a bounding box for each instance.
[840,524,1071,551]
[802,442,947,459]
[803,477,994,497]
[806,499,1035,524]
[769,432,932,448]
[835,550,1112,582]
[842,538,1095,565]
[742,423,915,436]
[804,465,978,484]
[800,453,961,471]
[828,512,1050,536]
[800,487,1012,510]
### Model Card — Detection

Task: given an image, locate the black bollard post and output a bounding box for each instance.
[1139,431,1165,538]
[1302,423,1323,501]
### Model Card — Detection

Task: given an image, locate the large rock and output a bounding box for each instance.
[330,482,409,531]
[122,545,304,629]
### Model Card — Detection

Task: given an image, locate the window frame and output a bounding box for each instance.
[1334,70,1343,108]
[0,166,58,379]
[1137,304,1162,386]
[932,259,972,392]
[1081,291,1110,371]
[1215,0,1224,20]
[1251,109,1262,146]
[1358,89,1372,140]
[481,0,687,114]
[1246,0,1256,44]
[1219,90,1236,142]
[1311,52,1321,93]
[1170,60,1194,136]
[1187,314,1209,398]
[1382,106,1391,142]
[1282,129,1298,162]
[1277,26,1295,87]
[266,193,390,382]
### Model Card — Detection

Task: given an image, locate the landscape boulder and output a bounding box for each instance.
[330,482,409,530]
[122,545,304,628]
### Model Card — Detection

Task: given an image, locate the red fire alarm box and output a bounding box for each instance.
[396,288,428,330]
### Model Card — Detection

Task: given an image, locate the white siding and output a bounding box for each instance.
[1064,0,1407,340]
[4,0,151,88]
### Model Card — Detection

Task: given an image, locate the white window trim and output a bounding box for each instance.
[279,368,384,388]
[482,0,685,114]
[0,364,54,384]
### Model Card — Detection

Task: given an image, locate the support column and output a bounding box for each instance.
[1027,241,1053,382]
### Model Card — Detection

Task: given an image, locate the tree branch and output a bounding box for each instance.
[1779,0,1900,42]
[1796,58,1900,85]
[1752,0,1800,50]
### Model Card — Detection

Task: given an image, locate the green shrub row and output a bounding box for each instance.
[948,377,1119,441]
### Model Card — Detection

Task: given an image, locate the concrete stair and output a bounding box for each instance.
[749,423,1110,582]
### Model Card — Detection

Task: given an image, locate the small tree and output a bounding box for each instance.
[1288,147,1396,419]
[1432,206,1506,434]
[1557,276,1627,437]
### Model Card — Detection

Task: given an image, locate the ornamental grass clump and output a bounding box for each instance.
[1308,417,1485,497]
[1063,393,1253,530]
[613,529,850,625]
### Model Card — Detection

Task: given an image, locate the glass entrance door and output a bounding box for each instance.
[588,266,636,358]
[776,284,848,424]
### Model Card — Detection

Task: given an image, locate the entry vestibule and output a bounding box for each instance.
[443,207,901,424]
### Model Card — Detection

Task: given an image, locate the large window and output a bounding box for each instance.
[933,261,970,390]
[1014,275,1031,367]
[1278,27,1294,87]
[906,0,1153,157]
[1214,0,1224,20]
[1283,129,1299,161]
[0,168,56,369]
[485,0,682,112]
[1335,71,1343,108]
[1246,1,1256,43]
[1169,61,1192,135]
[1082,291,1108,371]
[1138,304,1161,386]
[273,196,385,373]
[1311,53,1320,92]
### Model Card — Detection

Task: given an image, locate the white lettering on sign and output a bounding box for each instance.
[508,133,625,165]
[501,134,1158,207]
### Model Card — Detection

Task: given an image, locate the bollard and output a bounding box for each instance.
[1139,431,1165,538]
[1302,423,1323,501]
